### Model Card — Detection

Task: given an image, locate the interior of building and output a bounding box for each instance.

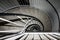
[0,0,60,40]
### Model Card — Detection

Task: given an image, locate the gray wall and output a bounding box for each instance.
[29,0,59,32]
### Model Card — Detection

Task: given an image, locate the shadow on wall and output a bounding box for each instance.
[17,0,30,5]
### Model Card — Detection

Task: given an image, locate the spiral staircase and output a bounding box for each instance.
[0,0,60,40]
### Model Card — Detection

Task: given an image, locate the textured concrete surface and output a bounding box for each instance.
[4,7,52,32]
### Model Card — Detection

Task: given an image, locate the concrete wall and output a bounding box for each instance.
[29,0,59,32]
